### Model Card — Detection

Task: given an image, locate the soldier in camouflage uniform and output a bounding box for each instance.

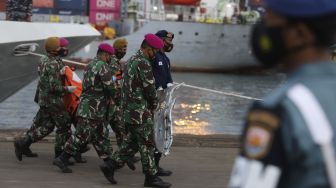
[108,38,141,170]
[14,37,75,162]
[98,34,171,188]
[53,43,117,174]
[109,39,127,147]
[6,0,32,21]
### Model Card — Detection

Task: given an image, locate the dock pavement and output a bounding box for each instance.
[0,130,239,188]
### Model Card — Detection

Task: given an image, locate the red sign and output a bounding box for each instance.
[33,0,54,8]
[89,10,120,23]
[163,0,200,6]
[90,0,120,12]
[0,0,5,12]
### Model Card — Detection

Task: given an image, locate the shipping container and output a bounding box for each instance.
[55,9,87,15]
[249,0,263,6]
[33,0,54,8]
[55,0,87,10]
[89,10,120,23]
[90,0,120,12]
[0,0,5,12]
[32,8,55,14]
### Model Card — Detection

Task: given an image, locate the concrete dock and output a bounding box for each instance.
[0,130,239,188]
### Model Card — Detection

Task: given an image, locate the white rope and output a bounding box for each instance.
[28,52,88,67]
[179,83,263,101]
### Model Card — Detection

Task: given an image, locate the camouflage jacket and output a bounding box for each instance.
[37,55,67,109]
[122,50,158,125]
[108,56,123,102]
[6,0,32,19]
[107,56,120,120]
[76,57,117,120]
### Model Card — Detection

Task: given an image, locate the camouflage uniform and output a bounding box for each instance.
[25,55,72,154]
[6,0,32,21]
[108,56,126,147]
[112,50,158,175]
[63,57,117,158]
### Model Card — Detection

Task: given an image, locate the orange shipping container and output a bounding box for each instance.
[33,0,54,8]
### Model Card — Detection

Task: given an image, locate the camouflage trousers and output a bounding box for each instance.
[26,106,72,153]
[64,117,112,158]
[109,106,126,148]
[112,123,158,176]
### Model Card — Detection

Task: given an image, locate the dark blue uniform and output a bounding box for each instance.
[153,51,173,89]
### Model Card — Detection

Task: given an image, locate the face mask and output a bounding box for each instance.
[115,51,126,59]
[164,43,174,52]
[251,21,287,68]
[58,48,69,57]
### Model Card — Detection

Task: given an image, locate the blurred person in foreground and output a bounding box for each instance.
[228,0,336,187]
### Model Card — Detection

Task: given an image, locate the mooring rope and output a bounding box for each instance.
[179,83,263,101]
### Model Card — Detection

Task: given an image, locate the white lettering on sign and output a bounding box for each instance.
[96,0,115,9]
[96,12,114,21]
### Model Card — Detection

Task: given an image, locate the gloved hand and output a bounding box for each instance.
[66,86,77,93]
[167,83,173,87]
[60,66,69,75]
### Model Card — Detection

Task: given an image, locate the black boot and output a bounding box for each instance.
[154,152,172,176]
[79,145,90,153]
[23,148,38,157]
[55,150,75,166]
[99,158,117,184]
[14,136,33,161]
[116,155,140,170]
[126,157,136,171]
[157,167,172,176]
[53,152,72,173]
[144,175,171,188]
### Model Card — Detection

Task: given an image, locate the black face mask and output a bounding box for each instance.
[164,43,174,52]
[251,21,288,68]
[58,48,69,57]
[115,51,126,59]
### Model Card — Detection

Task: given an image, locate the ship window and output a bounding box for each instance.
[195,32,199,36]
[179,31,183,35]
[243,34,247,38]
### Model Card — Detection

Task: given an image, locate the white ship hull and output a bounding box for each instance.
[74,20,258,71]
[0,21,100,101]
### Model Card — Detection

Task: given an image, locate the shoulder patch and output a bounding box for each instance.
[244,110,280,159]
[244,125,272,159]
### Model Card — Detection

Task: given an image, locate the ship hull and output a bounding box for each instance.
[0,21,100,101]
[73,20,258,71]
